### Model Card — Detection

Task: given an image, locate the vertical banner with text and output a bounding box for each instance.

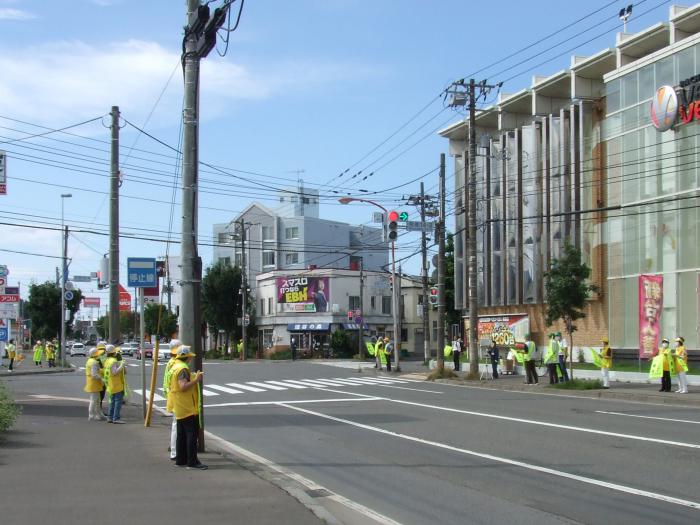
[639,274,663,359]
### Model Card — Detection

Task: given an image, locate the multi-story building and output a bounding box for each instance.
[441,4,700,355]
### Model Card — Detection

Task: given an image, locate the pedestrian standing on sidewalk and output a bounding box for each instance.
[600,337,612,389]
[290,337,297,361]
[658,338,673,392]
[555,332,569,382]
[84,347,106,421]
[96,342,108,416]
[103,345,126,423]
[45,340,55,368]
[673,337,689,394]
[163,339,183,461]
[170,345,207,470]
[374,337,383,369]
[544,334,559,385]
[487,340,499,379]
[452,336,461,372]
[6,339,16,372]
[522,334,538,385]
[33,340,44,367]
[384,337,393,372]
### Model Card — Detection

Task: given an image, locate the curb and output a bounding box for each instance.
[0,367,75,377]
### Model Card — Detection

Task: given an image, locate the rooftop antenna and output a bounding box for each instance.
[619,4,633,33]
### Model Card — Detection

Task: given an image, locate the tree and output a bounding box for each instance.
[94,311,139,341]
[143,304,178,339]
[544,242,598,379]
[25,281,83,342]
[201,261,242,353]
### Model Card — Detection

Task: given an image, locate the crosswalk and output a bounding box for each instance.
[131,376,420,403]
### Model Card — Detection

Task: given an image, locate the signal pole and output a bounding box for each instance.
[238,218,248,361]
[109,106,120,345]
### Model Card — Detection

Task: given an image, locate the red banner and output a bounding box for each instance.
[639,274,663,359]
[83,297,100,308]
[118,284,131,312]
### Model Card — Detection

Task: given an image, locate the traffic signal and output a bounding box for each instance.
[429,286,438,307]
[388,210,399,241]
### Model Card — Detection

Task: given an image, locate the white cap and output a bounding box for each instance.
[170,339,183,350]
[105,344,116,354]
[88,347,99,357]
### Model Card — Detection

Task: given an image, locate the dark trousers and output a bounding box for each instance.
[8,358,14,371]
[660,371,671,392]
[176,415,200,467]
[453,351,460,371]
[558,355,569,381]
[525,361,538,384]
[547,363,559,384]
[291,347,297,361]
[386,353,392,372]
[490,358,499,379]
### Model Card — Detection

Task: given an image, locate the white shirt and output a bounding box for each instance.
[453,340,461,352]
[558,338,568,356]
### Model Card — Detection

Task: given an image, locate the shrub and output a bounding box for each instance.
[0,382,21,433]
[551,378,603,390]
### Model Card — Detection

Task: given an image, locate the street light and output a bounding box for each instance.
[339,196,400,371]
[60,193,72,365]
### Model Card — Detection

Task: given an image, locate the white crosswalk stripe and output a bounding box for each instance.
[264,380,307,389]
[301,378,354,386]
[246,381,287,391]
[278,379,330,388]
[158,386,219,397]
[207,384,244,395]
[226,382,266,392]
[133,389,165,402]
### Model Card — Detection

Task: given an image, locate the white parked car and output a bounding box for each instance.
[70,343,86,357]
[157,343,171,361]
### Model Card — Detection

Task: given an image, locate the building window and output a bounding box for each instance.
[382,296,392,315]
[370,296,376,311]
[268,297,273,315]
[285,252,299,265]
[262,251,276,267]
[218,232,230,244]
[262,226,274,241]
[401,328,408,342]
[234,253,242,267]
[259,298,264,316]
[218,257,231,266]
[349,296,360,311]
[285,226,299,239]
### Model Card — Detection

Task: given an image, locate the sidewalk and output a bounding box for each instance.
[1,389,326,525]
[400,368,700,407]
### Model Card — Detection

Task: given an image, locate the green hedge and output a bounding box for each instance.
[0,381,21,433]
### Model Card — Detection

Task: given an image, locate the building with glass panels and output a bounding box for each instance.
[440,4,700,353]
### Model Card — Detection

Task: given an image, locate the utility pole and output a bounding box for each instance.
[109,106,120,345]
[437,153,446,373]
[420,183,430,363]
[60,226,68,365]
[358,258,364,362]
[239,218,247,361]
[467,79,479,377]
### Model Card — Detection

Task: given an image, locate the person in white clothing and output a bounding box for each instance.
[452,337,461,371]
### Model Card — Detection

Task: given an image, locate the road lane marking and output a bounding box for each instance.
[204,397,380,408]
[133,389,165,402]
[299,378,351,387]
[207,384,244,395]
[247,381,287,391]
[265,380,307,389]
[226,382,266,392]
[27,394,89,403]
[372,385,443,394]
[280,403,700,511]
[339,377,404,385]
[203,429,404,525]
[596,411,700,425]
[279,379,331,388]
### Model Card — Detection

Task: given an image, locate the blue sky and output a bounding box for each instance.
[0,0,675,312]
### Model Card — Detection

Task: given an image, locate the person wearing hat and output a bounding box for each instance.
[6,339,17,372]
[374,336,385,369]
[520,334,538,385]
[103,344,126,423]
[383,336,393,372]
[96,342,108,416]
[452,336,461,372]
[658,338,673,392]
[544,333,560,385]
[163,339,183,460]
[556,332,569,382]
[673,337,689,394]
[32,340,44,367]
[45,340,56,368]
[600,337,612,389]
[84,347,107,421]
[170,345,206,470]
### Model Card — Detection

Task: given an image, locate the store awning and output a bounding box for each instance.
[287,323,330,332]
[342,323,369,330]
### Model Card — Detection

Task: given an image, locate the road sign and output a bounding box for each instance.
[405,220,425,232]
[71,275,92,282]
[127,258,157,288]
[64,281,75,291]
[398,211,409,222]
[0,302,19,318]
[83,297,100,307]
[0,150,6,195]
[372,211,384,223]
[0,327,7,342]
[244,314,250,327]
[64,291,74,301]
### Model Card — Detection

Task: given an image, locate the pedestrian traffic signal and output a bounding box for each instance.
[388,210,399,241]
[429,286,438,306]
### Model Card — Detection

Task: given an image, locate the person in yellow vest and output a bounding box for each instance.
[544,333,560,385]
[600,337,612,389]
[33,340,44,367]
[520,334,538,385]
[170,345,206,470]
[673,337,689,394]
[236,339,243,358]
[374,337,384,369]
[658,338,673,392]
[103,345,126,423]
[383,336,393,372]
[96,341,108,416]
[84,346,107,420]
[163,339,183,461]
[45,340,55,368]
[556,332,569,382]
[6,339,17,372]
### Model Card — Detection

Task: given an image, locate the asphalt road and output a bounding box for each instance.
[12,357,700,525]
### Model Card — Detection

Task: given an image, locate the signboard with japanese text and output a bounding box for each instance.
[118,284,131,312]
[639,274,663,359]
[0,302,19,318]
[464,313,530,347]
[83,297,100,308]
[276,276,330,313]
[127,258,157,288]
[0,150,6,195]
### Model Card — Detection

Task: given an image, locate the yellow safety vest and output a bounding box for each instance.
[524,341,535,362]
[674,346,689,372]
[544,340,558,364]
[169,361,199,420]
[163,357,178,412]
[84,357,103,393]
[601,345,612,369]
[7,343,16,359]
[103,356,125,394]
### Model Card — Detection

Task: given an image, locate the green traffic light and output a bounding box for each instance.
[398,211,409,221]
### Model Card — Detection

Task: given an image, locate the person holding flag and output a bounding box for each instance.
[649,338,675,392]
[32,340,44,367]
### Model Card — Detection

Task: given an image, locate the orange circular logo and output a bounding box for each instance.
[650,85,678,131]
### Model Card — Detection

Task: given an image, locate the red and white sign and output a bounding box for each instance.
[83,297,100,308]
[0,294,20,302]
[118,284,131,312]
[0,277,5,287]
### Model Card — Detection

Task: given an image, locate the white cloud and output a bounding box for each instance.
[0,7,35,19]
[0,39,381,127]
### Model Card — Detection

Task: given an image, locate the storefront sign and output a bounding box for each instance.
[287,323,330,331]
[464,314,530,346]
[83,297,100,308]
[650,76,700,132]
[277,276,330,313]
[639,274,663,359]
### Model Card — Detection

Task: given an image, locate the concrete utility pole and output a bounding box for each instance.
[358,258,364,361]
[437,153,446,372]
[181,0,204,449]
[467,79,479,377]
[109,106,120,345]
[238,218,247,361]
[60,225,68,365]
[420,183,430,363]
